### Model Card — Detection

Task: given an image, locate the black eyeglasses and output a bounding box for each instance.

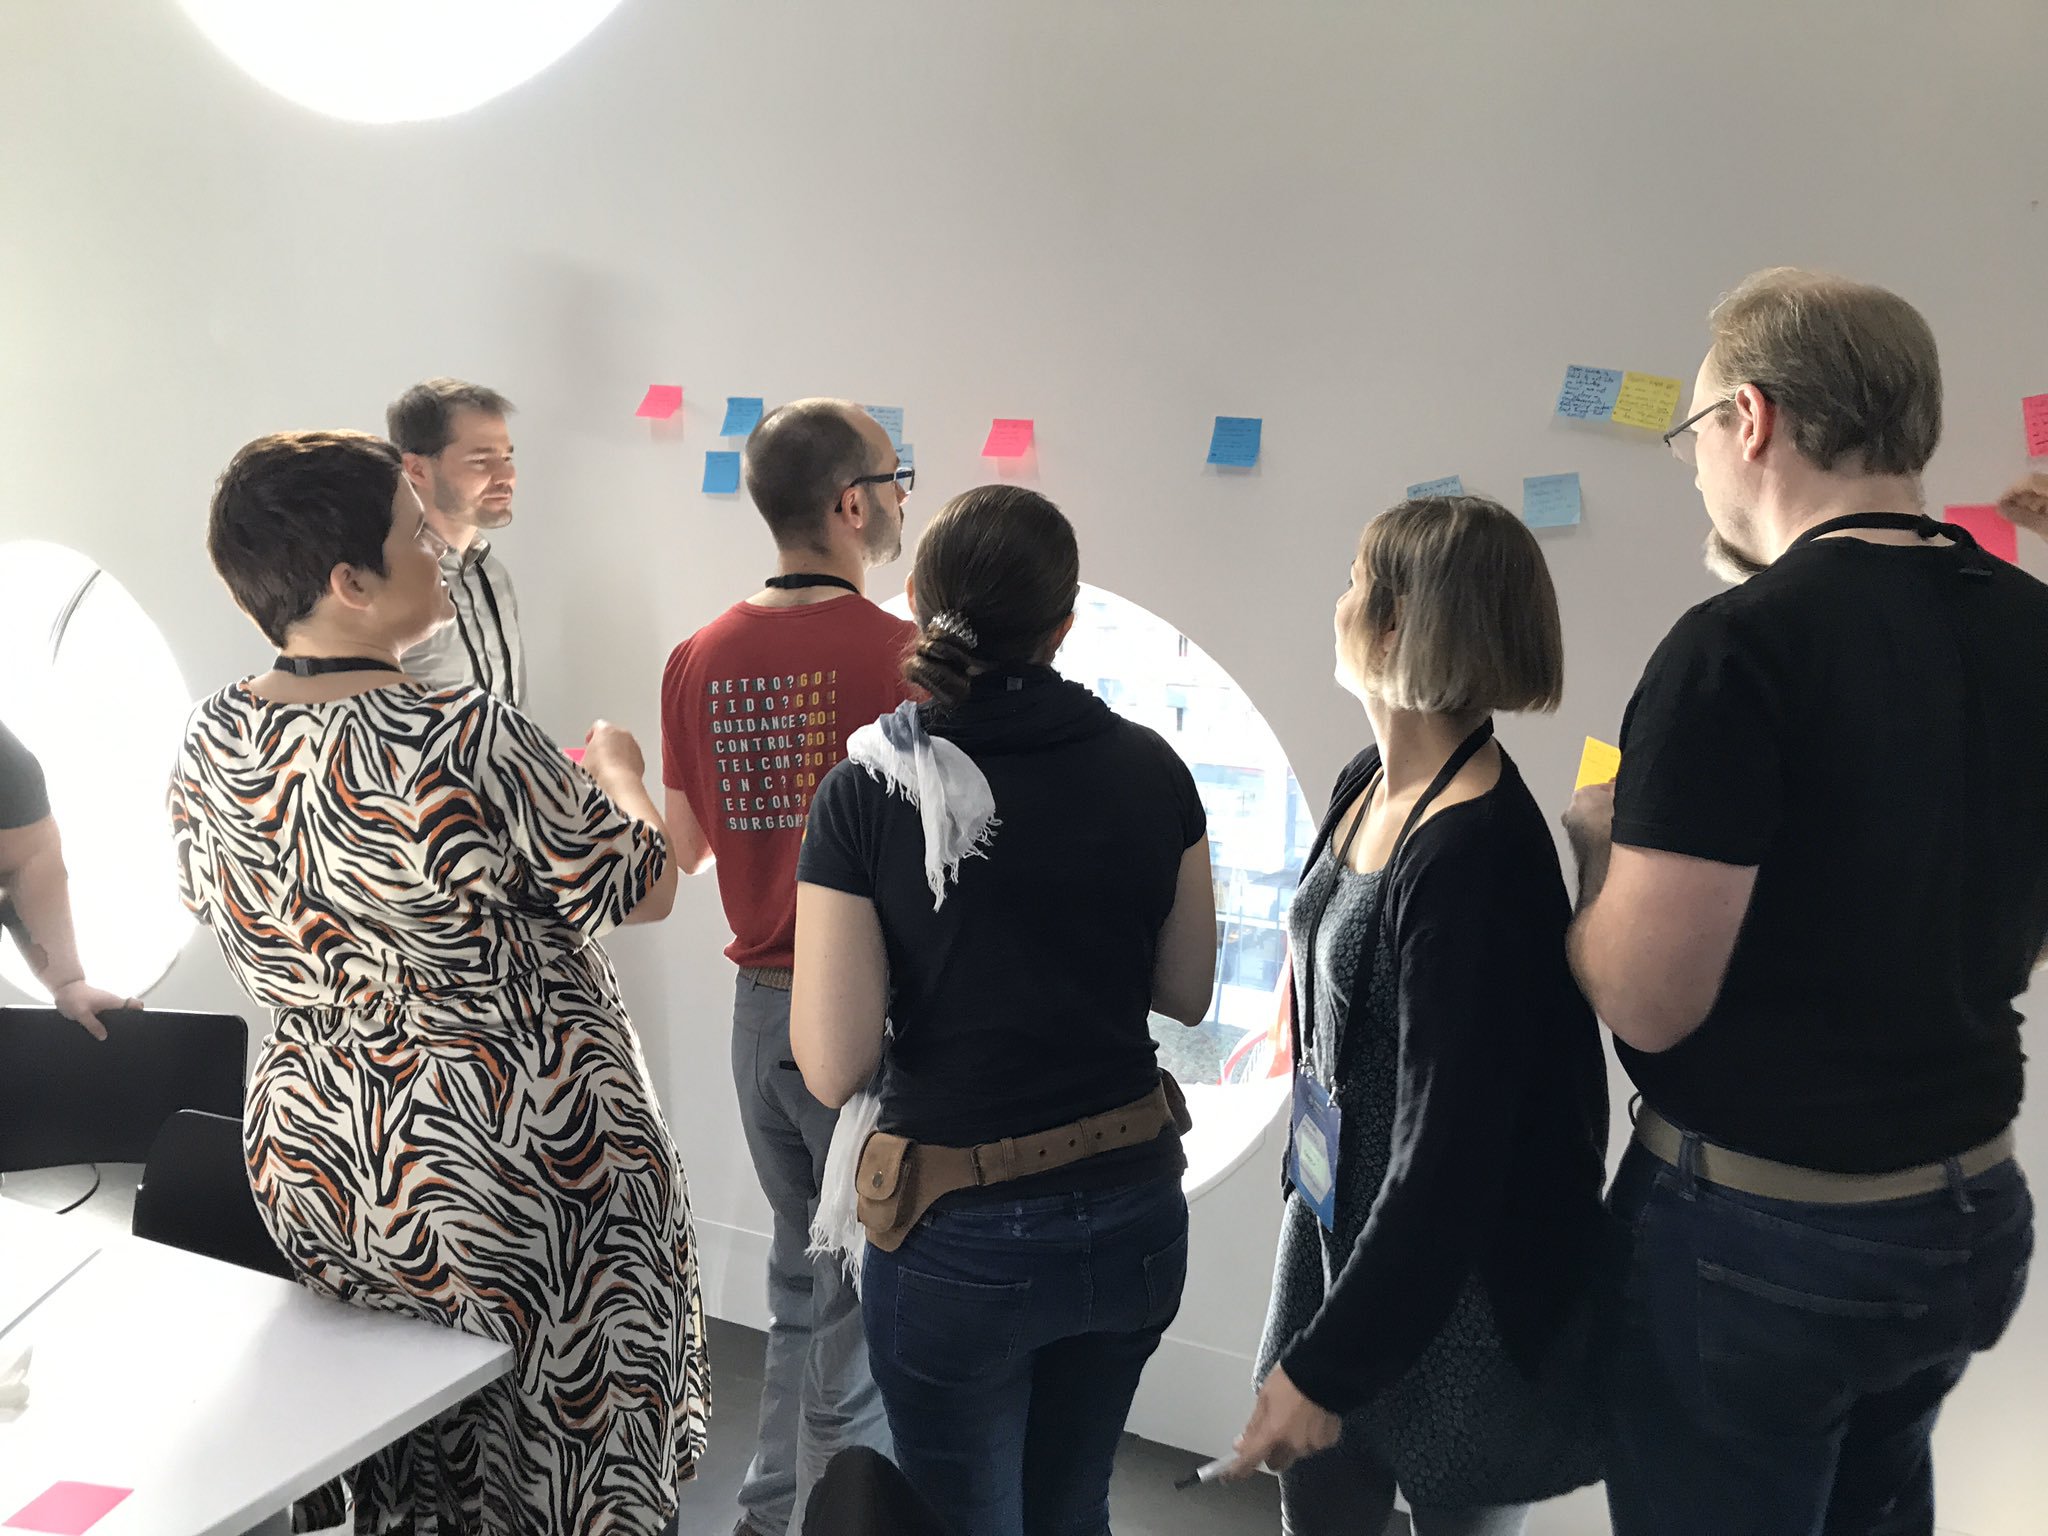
[849,466,915,496]
[1661,391,1763,464]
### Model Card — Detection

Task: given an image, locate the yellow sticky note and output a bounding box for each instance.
[1576,737,1622,790]
[1610,372,1684,432]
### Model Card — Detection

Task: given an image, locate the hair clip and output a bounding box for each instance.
[929,610,979,650]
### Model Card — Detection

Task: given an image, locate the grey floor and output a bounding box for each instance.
[4,1167,1295,1535]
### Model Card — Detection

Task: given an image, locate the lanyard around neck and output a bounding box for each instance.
[1787,511,1955,552]
[765,573,859,595]
[1294,717,1495,1086]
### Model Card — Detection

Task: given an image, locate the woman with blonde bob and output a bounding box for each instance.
[1226,496,1608,1534]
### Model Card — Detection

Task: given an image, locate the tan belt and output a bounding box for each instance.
[739,966,794,991]
[1635,1105,2015,1205]
[856,1076,1194,1251]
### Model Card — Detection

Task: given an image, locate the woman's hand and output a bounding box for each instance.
[1218,1363,1340,1481]
[50,979,142,1042]
[580,721,645,784]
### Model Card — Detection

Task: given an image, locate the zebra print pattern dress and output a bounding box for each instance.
[168,680,710,1535]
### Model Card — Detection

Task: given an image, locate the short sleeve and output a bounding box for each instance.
[468,694,668,941]
[0,718,50,830]
[659,638,692,793]
[1613,602,1784,867]
[797,760,877,898]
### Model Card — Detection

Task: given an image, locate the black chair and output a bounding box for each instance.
[132,1108,293,1280]
[801,1447,954,1536]
[0,1006,246,1172]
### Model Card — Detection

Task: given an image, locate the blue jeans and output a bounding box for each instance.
[1604,1137,2033,1536]
[860,1175,1189,1536]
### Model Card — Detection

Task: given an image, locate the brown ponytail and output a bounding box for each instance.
[901,485,1080,710]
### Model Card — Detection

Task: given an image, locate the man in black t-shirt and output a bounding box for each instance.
[1561,269,2047,1535]
[0,718,140,1038]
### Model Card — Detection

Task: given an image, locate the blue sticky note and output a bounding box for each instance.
[897,442,914,468]
[1208,416,1262,467]
[1556,366,1625,421]
[863,404,905,446]
[1522,473,1583,528]
[703,451,742,495]
[720,396,764,437]
[1407,475,1465,498]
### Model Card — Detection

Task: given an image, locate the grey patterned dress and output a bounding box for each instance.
[1254,847,1601,1508]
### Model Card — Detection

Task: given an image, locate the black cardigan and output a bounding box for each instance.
[1278,744,1611,1416]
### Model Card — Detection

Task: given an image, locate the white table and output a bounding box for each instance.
[0,1200,512,1536]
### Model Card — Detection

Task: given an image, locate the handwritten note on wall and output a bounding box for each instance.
[2024,394,2048,458]
[702,451,742,495]
[1556,367,1625,421]
[1610,373,1685,432]
[1207,416,1263,467]
[1522,473,1583,528]
[982,419,1035,458]
[1407,475,1465,498]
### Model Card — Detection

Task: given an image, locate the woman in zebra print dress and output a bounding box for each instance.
[167,431,709,1534]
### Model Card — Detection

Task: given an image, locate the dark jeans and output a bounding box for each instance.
[860,1175,1189,1536]
[1604,1137,2033,1536]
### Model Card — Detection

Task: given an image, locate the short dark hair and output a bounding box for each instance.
[743,400,872,552]
[905,485,1080,710]
[207,431,404,647]
[384,378,515,457]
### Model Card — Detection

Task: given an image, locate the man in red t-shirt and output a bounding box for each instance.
[661,398,914,1536]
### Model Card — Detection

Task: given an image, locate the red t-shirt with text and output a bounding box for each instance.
[661,596,916,969]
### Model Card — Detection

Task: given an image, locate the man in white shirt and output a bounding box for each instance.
[386,378,526,705]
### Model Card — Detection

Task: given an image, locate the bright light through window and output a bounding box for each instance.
[174,1,629,125]
[0,542,194,1001]
[887,583,1305,1195]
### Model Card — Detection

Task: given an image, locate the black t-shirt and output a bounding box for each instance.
[797,667,1207,1195]
[0,719,51,830]
[1614,535,2048,1172]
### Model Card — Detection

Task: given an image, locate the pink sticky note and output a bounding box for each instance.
[5,1482,132,1534]
[1945,504,2019,564]
[636,385,683,421]
[562,746,585,763]
[981,418,1035,458]
[2025,393,2048,458]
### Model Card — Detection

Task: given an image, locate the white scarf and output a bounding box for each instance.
[809,701,1000,1285]
[844,700,999,909]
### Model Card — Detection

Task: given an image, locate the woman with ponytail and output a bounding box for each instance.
[791,485,1217,1536]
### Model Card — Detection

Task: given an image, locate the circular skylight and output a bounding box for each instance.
[174,0,629,124]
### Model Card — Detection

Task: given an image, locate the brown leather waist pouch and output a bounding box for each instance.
[855,1074,1193,1252]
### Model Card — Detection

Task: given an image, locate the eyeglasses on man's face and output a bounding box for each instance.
[848,466,915,497]
[1662,389,1764,465]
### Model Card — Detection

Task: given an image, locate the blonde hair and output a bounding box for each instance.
[1707,268,1941,476]
[1346,496,1564,715]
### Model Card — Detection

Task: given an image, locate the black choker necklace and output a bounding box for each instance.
[272,655,404,677]
[764,574,859,595]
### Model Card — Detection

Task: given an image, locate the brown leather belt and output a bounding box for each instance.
[739,966,794,991]
[1635,1105,2016,1205]
[856,1076,1193,1251]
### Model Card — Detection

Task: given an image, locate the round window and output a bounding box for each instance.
[174,0,630,124]
[0,542,194,1001]
[886,583,1304,1195]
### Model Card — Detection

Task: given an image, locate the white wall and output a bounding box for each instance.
[5,3,2047,1531]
